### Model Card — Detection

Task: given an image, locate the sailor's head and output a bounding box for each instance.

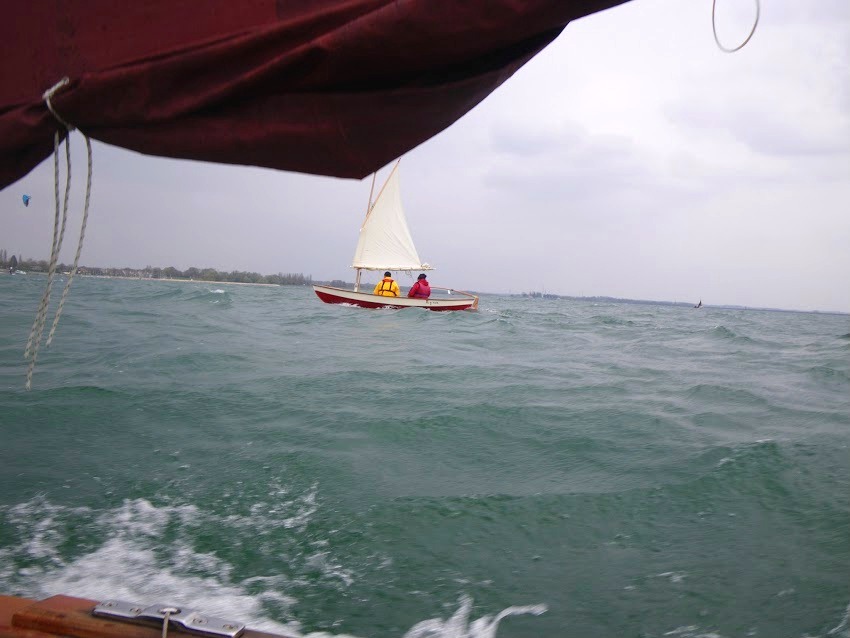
[417,273,427,280]
[384,271,392,277]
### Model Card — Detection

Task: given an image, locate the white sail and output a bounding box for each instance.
[351,162,432,271]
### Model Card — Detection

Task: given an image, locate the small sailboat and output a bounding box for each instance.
[312,162,478,311]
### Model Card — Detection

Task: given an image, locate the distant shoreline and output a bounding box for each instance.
[80,274,280,287]
[2,270,300,289]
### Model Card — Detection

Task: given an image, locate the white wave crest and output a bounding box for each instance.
[403,596,546,638]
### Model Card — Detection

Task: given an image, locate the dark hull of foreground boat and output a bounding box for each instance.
[312,285,478,311]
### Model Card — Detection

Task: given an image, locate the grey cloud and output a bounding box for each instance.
[728,111,850,157]
[667,101,850,159]
[481,121,702,226]
[489,123,584,157]
[764,0,850,25]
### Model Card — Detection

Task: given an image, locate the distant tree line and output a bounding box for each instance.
[141,265,312,285]
[1,250,311,285]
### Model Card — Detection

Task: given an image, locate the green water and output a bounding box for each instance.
[1,275,848,637]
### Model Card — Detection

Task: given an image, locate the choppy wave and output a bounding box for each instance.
[808,365,850,383]
[1,278,848,637]
[0,493,549,638]
[590,314,636,327]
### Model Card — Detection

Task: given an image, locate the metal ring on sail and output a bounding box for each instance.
[712,0,760,53]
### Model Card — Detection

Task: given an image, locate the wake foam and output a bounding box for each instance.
[403,596,546,638]
[0,496,546,638]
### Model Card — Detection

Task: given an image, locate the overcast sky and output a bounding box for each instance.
[2,0,848,312]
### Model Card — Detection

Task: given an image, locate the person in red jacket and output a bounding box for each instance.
[408,273,431,299]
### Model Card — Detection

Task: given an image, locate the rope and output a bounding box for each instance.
[47,135,92,347]
[23,133,61,362]
[24,131,71,389]
[24,77,93,390]
[43,77,74,130]
[712,0,760,53]
[160,607,179,638]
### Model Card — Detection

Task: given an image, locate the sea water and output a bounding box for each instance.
[0,275,848,638]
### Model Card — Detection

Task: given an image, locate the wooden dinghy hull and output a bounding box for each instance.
[0,595,296,638]
[312,285,478,311]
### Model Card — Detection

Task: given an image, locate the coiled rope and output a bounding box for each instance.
[712,0,760,53]
[24,77,93,390]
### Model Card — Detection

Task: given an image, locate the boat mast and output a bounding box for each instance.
[354,172,378,292]
[366,171,377,217]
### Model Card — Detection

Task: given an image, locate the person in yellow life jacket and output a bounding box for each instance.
[373,271,400,297]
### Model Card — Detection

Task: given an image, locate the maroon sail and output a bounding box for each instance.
[0,0,628,189]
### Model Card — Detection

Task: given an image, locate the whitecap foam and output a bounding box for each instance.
[403,596,547,638]
[1,495,547,638]
[829,601,850,637]
[5,530,297,635]
[662,627,724,638]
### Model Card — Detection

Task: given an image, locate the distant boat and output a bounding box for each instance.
[312,161,478,311]
[694,300,702,308]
